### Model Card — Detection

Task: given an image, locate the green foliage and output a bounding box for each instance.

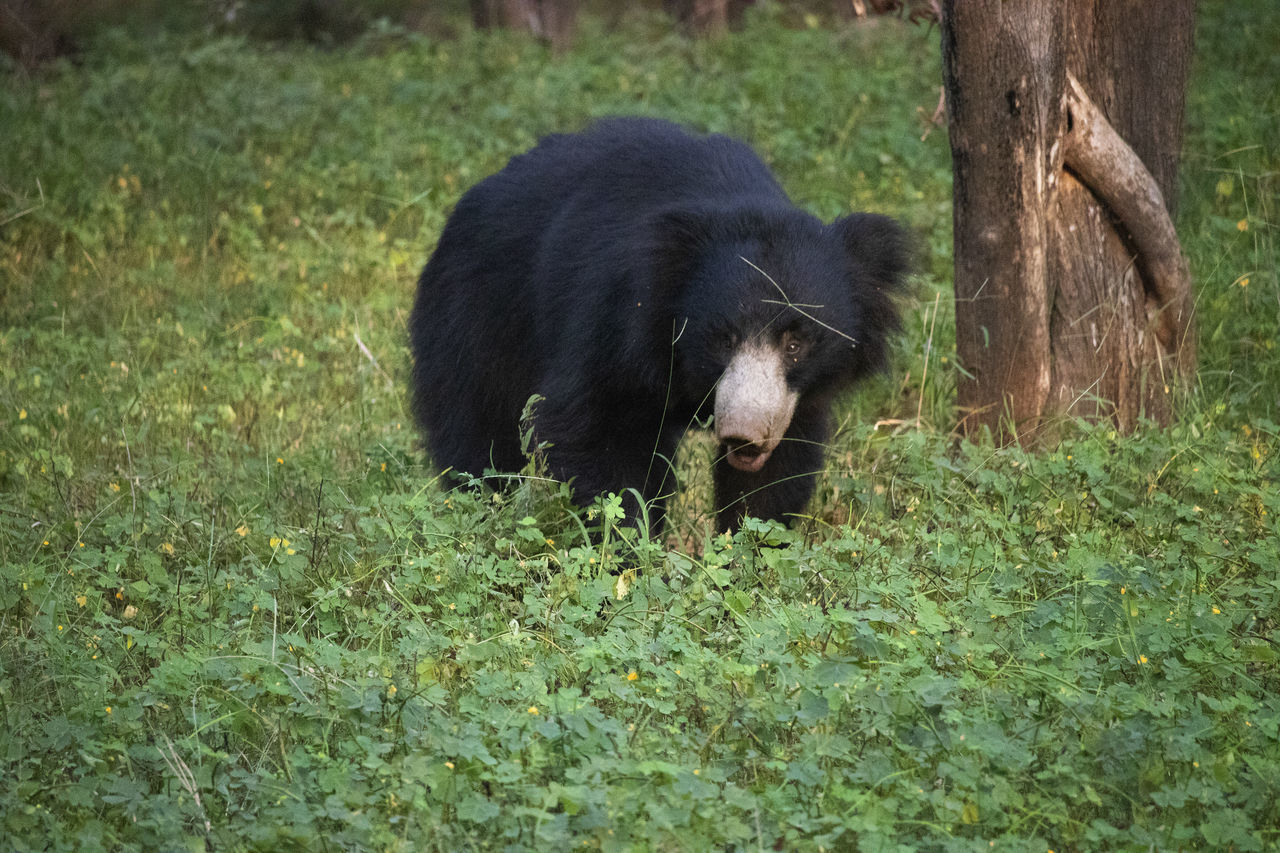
[1,4,1277,850]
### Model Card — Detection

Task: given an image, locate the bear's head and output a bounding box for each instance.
[654,205,909,471]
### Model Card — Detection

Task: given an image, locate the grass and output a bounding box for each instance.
[1,3,1277,850]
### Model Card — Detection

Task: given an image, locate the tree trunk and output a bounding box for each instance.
[664,0,754,35]
[470,0,577,52]
[940,0,1196,440]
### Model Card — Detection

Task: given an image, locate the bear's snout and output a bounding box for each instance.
[714,342,798,473]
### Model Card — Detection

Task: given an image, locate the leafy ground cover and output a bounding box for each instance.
[1,4,1277,850]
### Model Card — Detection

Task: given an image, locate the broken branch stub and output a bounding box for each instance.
[1061,71,1195,370]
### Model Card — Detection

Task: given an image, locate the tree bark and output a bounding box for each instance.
[470,0,577,52]
[940,0,1196,439]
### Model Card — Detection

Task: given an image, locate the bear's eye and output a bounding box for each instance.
[782,332,807,362]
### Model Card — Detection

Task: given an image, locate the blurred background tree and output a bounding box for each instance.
[0,0,113,67]
[469,0,577,52]
[0,0,938,66]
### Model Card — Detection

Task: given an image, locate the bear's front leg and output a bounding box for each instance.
[551,441,679,535]
[535,390,682,536]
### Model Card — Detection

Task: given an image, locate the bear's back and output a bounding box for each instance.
[510,117,789,212]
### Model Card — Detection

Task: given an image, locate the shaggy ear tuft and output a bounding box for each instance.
[833,213,912,292]
[831,213,910,378]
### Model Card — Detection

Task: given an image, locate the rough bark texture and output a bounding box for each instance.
[470,0,577,52]
[940,0,1196,439]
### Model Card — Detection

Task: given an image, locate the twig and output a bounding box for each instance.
[0,177,45,227]
[916,291,941,428]
[352,318,395,386]
[157,733,212,837]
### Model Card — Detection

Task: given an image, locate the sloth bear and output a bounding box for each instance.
[410,117,907,532]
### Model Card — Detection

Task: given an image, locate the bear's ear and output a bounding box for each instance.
[832,213,911,293]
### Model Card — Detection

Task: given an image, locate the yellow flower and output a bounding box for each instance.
[236,525,249,537]
[160,542,175,555]
[19,409,27,420]
[527,706,539,715]
[277,457,284,465]
[1237,219,1249,231]
[387,684,397,696]
[76,595,87,608]
[626,670,638,681]
[444,761,454,770]
[1138,655,1148,664]
[105,706,112,715]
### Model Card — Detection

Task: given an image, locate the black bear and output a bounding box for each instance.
[410,117,907,532]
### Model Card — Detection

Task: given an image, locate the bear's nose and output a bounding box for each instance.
[722,438,773,473]
[714,342,798,474]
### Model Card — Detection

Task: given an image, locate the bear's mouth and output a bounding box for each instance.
[724,441,773,473]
